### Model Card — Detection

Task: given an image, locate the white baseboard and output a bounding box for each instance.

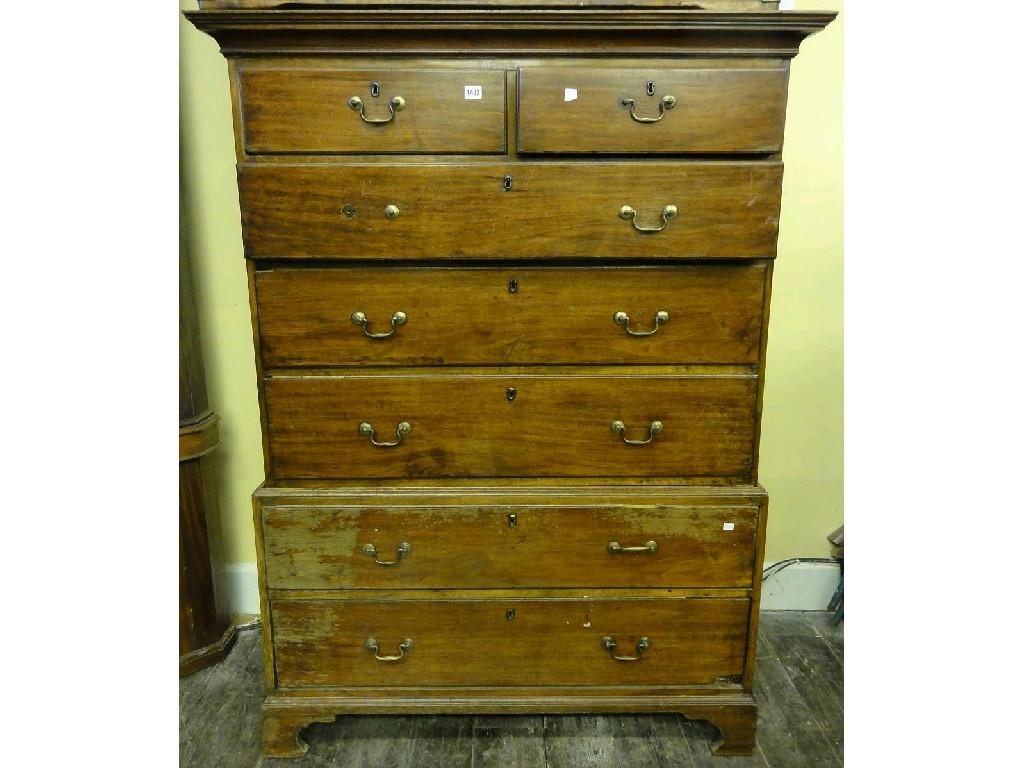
[220,559,842,615]
[760,560,841,611]
[224,563,260,616]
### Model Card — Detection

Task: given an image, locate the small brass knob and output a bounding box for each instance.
[384,204,400,220]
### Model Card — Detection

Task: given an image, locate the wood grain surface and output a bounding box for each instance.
[517,66,787,154]
[271,595,749,688]
[263,371,758,480]
[261,503,759,590]
[238,162,782,259]
[179,613,843,768]
[239,68,506,154]
[255,264,767,367]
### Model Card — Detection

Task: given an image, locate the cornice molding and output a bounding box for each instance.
[186,9,836,34]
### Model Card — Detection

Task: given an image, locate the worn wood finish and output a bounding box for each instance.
[186,1,835,757]
[180,614,843,767]
[264,371,757,480]
[261,503,759,590]
[255,264,767,367]
[238,162,783,260]
[239,68,506,155]
[272,594,748,688]
[518,66,787,154]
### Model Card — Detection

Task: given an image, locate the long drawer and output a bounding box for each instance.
[272,594,749,688]
[255,264,766,367]
[238,68,507,154]
[264,371,758,480]
[262,503,759,590]
[517,65,788,154]
[238,162,782,259]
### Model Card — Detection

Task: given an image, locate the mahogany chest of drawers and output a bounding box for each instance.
[187,1,835,758]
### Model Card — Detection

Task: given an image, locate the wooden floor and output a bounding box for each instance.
[180,611,843,768]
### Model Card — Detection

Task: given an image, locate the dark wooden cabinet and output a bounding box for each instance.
[179,190,235,676]
[187,0,835,757]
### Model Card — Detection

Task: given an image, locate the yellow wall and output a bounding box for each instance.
[178,1,843,572]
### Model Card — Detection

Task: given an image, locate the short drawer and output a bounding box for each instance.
[264,371,757,480]
[238,68,506,154]
[238,162,782,259]
[272,595,749,688]
[517,65,788,154]
[262,503,759,590]
[255,264,766,367]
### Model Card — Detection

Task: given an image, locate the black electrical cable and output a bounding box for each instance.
[762,557,839,581]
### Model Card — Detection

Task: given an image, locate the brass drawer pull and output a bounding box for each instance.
[358,421,412,447]
[364,637,413,662]
[611,420,663,446]
[621,94,675,123]
[601,636,651,662]
[608,540,658,554]
[619,205,678,233]
[351,310,407,339]
[348,95,406,124]
[613,310,669,337]
[362,542,412,566]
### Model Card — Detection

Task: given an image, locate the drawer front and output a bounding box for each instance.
[255,265,766,368]
[518,66,787,154]
[238,68,507,154]
[238,162,781,259]
[262,504,759,590]
[265,372,757,480]
[272,596,749,688]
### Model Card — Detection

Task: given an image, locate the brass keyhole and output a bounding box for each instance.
[508,513,517,527]
[506,387,517,401]
[503,175,513,191]
[646,81,656,96]
[508,278,518,293]
[506,608,516,621]
[370,81,380,97]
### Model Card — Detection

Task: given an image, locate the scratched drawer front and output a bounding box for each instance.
[518,65,788,154]
[262,504,759,590]
[255,264,766,367]
[265,373,757,480]
[272,596,749,688]
[238,162,782,259]
[238,68,506,154]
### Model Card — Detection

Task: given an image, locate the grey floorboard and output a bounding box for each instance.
[180,611,844,768]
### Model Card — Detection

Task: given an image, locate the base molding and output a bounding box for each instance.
[261,692,757,758]
[179,624,238,678]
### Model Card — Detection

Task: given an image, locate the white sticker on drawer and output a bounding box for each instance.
[723,522,736,531]
[564,88,578,102]
[464,85,482,100]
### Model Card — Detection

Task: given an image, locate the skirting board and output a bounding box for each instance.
[222,560,841,615]
[225,563,261,616]
[760,560,841,611]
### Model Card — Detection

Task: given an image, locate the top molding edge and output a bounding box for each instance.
[184,9,838,35]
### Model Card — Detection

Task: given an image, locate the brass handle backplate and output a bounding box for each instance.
[365,637,413,662]
[601,636,651,662]
[348,95,406,124]
[362,542,412,566]
[608,540,659,554]
[611,420,663,446]
[614,310,669,337]
[351,310,407,339]
[622,94,675,123]
[358,421,412,447]
[619,205,678,233]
